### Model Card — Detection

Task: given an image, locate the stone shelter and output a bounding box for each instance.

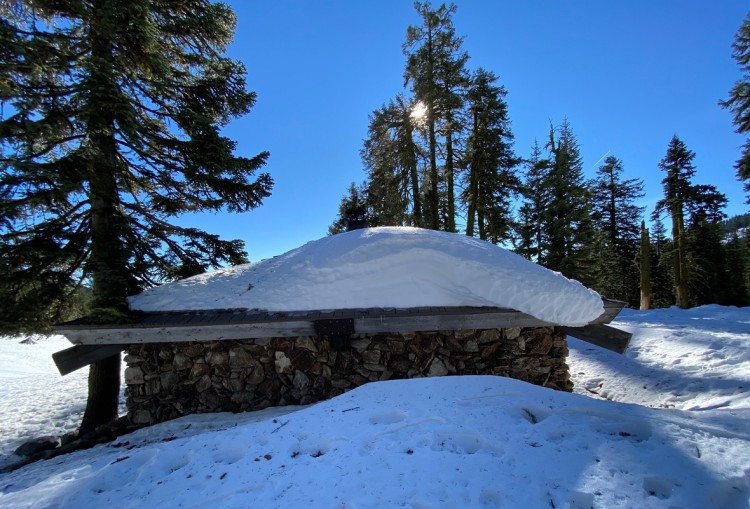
[53,227,631,426]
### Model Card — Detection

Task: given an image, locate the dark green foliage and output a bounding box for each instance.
[360,96,422,227]
[721,11,750,203]
[721,233,750,306]
[461,68,520,243]
[1,0,271,432]
[654,136,727,308]
[653,136,695,308]
[588,155,644,305]
[649,219,676,308]
[722,213,750,235]
[686,211,726,306]
[514,141,550,263]
[540,119,596,286]
[329,182,370,235]
[1,0,272,327]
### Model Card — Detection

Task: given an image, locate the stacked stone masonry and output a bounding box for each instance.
[125,326,573,425]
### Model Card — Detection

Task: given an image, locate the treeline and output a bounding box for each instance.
[331,2,750,309]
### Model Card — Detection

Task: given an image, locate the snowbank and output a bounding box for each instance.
[1,305,749,508]
[1,376,748,509]
[129,227,603,326]
[570,305,750,412]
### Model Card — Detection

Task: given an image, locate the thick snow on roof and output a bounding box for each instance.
[129,227,603,326]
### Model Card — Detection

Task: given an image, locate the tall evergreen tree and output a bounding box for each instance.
[653,136,694,308]
[403,1,468,231]
[514,140,550,263]
[541,119,595,285]
[588,155,644,303]
[1,1,272,433]
[654,136,727,308]
[462,68,519,243]
[361,95,422,227]
[721,11,750,203]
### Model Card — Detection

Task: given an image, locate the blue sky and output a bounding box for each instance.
[181,1,750,262]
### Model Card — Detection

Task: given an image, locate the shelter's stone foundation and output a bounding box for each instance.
[124,327,572,425]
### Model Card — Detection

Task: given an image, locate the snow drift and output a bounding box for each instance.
[129,227,603,326]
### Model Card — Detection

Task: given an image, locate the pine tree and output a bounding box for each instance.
[541,119,595,285]
[588,155,644,304]
[721,11,750,203]
[1,1,272,433]
[462,68,519,243]
[403,1,468,231]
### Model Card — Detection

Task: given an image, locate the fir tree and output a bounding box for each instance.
[686,209,726,306]
[361,95,422,227]
[403,1,468,230]
[329,183,370,235]
[721,11,750,203]
[653,136,695,308]
[654,136,727,308]
[541,119,595,286]
[514,140,550,263]
[462,68,520,243]
[1,1,272,433]
[588,155,644,304]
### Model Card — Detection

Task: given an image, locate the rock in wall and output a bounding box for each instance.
[125,327,572,425]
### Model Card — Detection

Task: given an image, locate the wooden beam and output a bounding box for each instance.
[56,311,557,346]
[559,324,632,354]
[355,310,552,333]
[52,344,128,376]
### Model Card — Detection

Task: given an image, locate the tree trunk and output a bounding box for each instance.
[404,120,422,227]
[639,221,651,310]
[671,208,689,308]
[445,118,455,233]
[79,2,129,435]
[428,104,439,230]
[79,354,121,434]
[466,109,479,237]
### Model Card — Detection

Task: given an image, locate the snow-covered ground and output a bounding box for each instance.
[1,305,749,508]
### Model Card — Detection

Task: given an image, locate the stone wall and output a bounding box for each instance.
[124,326,572,425]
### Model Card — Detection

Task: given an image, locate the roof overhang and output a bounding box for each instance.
[52,298,631,375]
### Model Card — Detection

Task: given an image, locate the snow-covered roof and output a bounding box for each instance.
[129,227,603,327]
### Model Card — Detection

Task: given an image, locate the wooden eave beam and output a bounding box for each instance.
[52,300,632,375]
